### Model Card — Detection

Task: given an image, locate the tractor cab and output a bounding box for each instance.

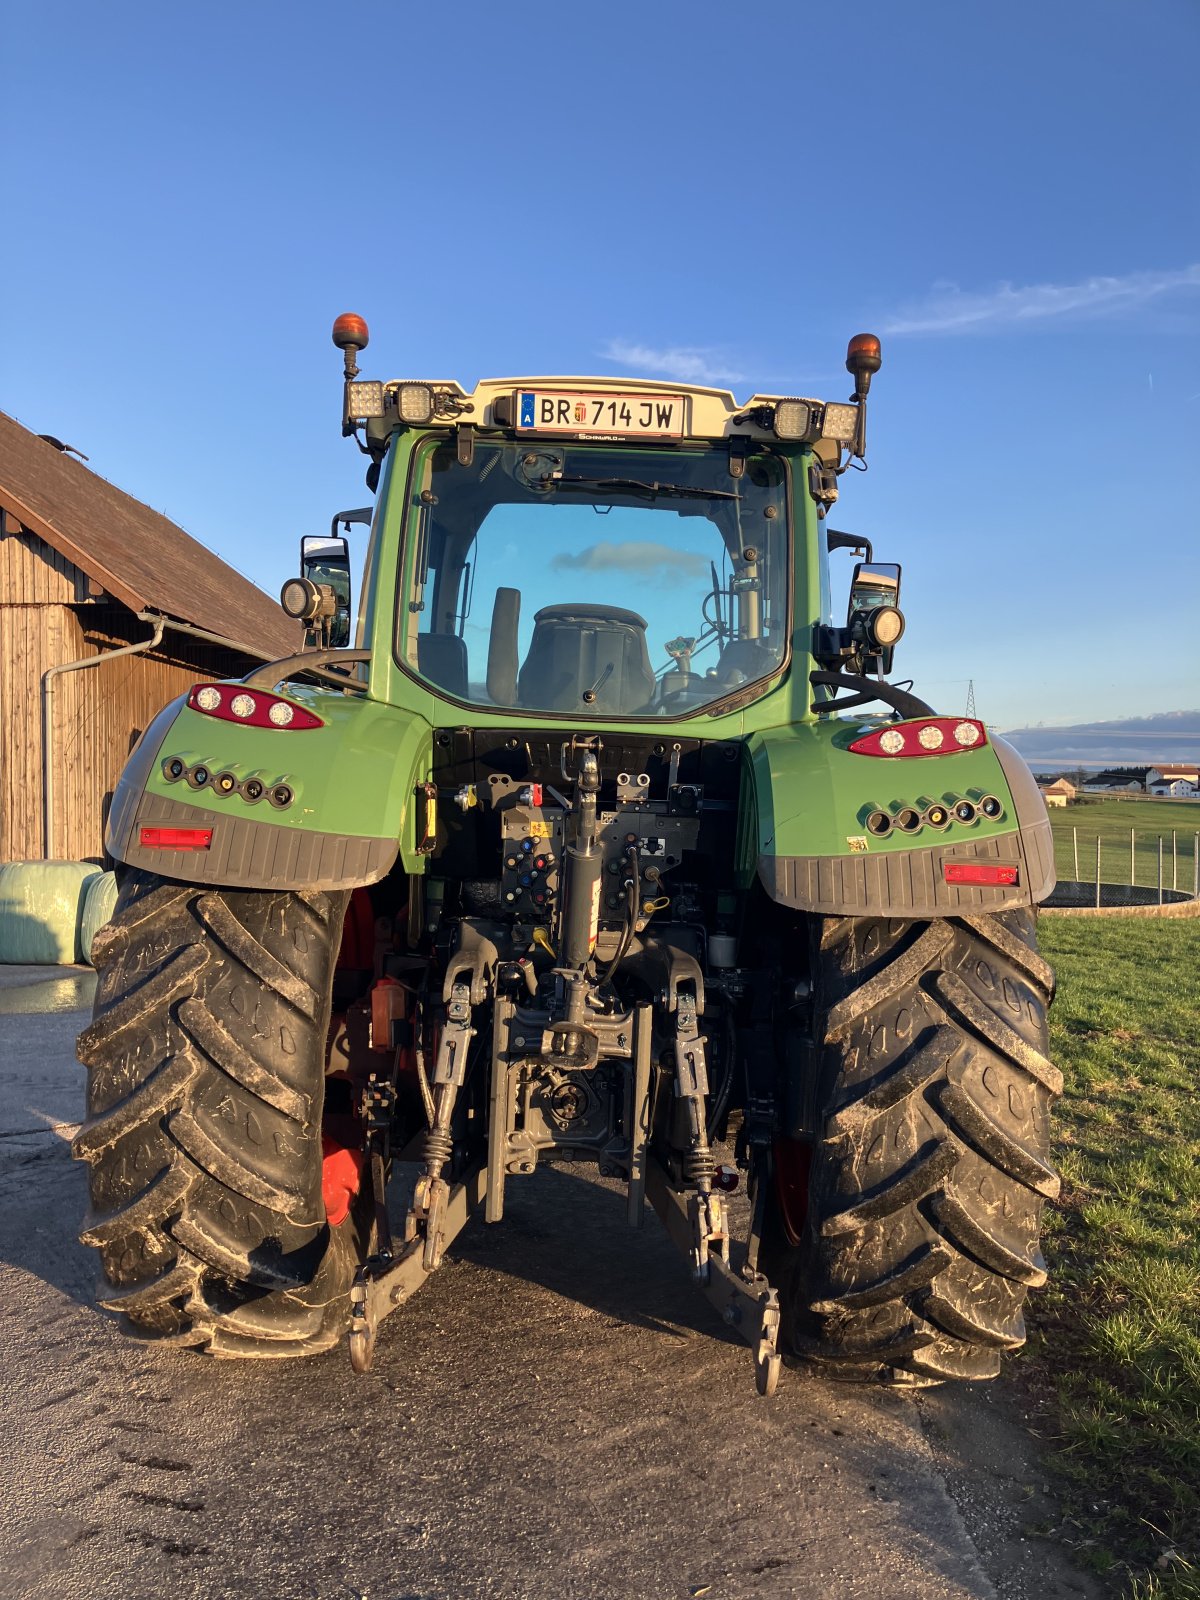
[305,317,889,727]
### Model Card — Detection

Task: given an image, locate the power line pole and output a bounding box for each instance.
[965,679,976,718]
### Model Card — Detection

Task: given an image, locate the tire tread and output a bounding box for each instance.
[73,867,354,1356]
[789,909,1056,1384]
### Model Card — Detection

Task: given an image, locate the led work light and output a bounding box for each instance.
[345,381,386,419]
[772,400,813,440]
[398,384,435,424]
[821,402,859,444]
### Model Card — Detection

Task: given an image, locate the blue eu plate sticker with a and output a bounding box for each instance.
[519,392,535,427]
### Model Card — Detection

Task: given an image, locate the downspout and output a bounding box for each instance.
[41,616,165,860]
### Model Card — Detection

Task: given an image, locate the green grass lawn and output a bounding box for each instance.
[1028,914,1200,1596]
[1048,797,1200,893]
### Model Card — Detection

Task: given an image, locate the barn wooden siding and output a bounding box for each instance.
[1,514,244,863]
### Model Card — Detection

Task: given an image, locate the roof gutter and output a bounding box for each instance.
[41,616,166,860]
[139,611,295,662]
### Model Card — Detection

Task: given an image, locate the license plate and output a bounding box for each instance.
[516,389,686,438]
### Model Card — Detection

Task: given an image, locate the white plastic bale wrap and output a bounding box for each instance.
[0,861,102,964]
[80,871,120,966]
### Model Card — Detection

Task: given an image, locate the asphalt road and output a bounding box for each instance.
[0,968,1102,1600]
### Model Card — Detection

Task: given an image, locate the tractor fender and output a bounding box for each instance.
[105,687,433,891]
[746,722,1055,918]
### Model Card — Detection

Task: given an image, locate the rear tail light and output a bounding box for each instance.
[943,862,1018,886]
[848,717,987,757]
[187,684,324,729]
[139,827,212,851]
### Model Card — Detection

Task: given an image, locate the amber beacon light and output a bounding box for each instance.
[332,313,370,378]
[846,332,882,387]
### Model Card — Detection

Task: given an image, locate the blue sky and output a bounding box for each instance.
[4,0,1197,730]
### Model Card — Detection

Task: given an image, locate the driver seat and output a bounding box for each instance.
[518,603,656,713]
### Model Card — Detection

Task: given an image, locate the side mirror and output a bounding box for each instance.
[848,561,904,674]
[303,535,352,648]
[280,535,352,649]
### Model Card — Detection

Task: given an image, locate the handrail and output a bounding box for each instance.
[242,649,372,690]
[810,670,934,719]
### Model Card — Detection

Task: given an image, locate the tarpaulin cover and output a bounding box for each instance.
[80,871,120,966]
[0,861,101,964]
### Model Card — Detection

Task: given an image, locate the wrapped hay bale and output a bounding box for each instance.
[0,861,101,964]
[80,870,120,966]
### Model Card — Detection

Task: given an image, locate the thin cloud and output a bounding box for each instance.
[550,541,709,579]
[884,264,1200,335]
[600,339,747,386]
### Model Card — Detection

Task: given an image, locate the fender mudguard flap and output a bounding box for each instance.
[753,728,1056,917]
[759,827,1055,917]
[104,695,405,892]
[109,787,399,891]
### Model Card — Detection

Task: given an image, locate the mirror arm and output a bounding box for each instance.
[826,529,874,561]
[330,506,372,539]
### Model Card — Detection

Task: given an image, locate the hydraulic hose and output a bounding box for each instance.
[596,848,640,989]
[705,1009,737,1144]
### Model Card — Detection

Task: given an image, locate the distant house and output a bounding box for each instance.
[1039,778,1076,808]
[1147,765,1199,798]
[1,412,299,864]
[1081,768,1147,794]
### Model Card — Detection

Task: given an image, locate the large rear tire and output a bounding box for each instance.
[73,868,359,1356]
[782,910,1058,1383]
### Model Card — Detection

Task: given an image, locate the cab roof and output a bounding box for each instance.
[349,373,858,452]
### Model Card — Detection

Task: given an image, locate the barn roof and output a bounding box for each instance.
[0,411,299,658]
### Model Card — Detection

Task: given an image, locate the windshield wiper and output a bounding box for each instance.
[541,474,740,503]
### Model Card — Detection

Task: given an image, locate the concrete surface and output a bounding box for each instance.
[0,970,1103,1600]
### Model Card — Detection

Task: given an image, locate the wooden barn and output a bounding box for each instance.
[0,412,299,864]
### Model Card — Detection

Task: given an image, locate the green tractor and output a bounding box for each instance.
[73,318,1059,1392]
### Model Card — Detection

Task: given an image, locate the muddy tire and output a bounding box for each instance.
[72,868,358,1357]
[785,910,1058,1383]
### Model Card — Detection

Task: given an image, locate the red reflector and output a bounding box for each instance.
[139,827,213,850]
[943,862,1018,886]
